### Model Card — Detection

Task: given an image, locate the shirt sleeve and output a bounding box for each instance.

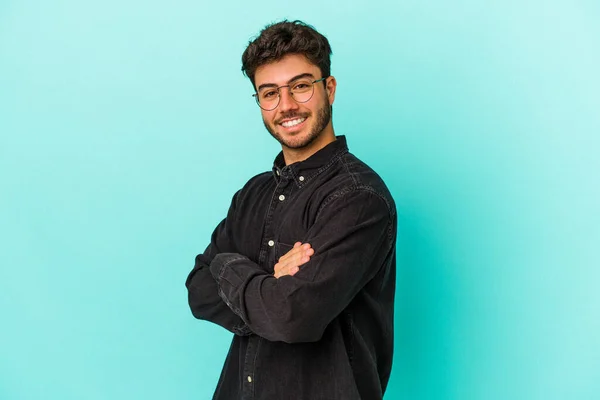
[185,190,252,336]
[209,188,395,343]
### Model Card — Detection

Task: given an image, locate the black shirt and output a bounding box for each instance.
[186,136,397,400]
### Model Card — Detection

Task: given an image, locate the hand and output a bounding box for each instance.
[274,242,314,279]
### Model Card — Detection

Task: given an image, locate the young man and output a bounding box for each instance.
[186,20,397,400]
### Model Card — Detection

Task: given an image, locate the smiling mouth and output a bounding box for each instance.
[280,117,307,128]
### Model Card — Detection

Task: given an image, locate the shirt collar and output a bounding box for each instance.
[272,135,349,185]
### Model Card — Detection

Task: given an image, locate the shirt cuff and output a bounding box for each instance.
[209,253,250,320]
[209,253,247,285]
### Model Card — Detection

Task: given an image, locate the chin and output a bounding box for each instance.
[278,130,321,150]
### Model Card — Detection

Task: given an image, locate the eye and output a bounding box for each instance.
[262,90,278,99]
[293,82,310,90]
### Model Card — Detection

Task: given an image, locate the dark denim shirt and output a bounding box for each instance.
[186,136,397,400]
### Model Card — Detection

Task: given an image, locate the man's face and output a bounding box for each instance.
[254,54,335,150]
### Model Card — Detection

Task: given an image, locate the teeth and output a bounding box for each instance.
[281,118,306,128]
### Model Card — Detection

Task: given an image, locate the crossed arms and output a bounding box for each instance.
[185,188,393,343]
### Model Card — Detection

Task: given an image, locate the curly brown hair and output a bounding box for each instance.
[241,20,332,89]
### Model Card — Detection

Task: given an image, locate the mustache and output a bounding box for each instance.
[275,112,310,124]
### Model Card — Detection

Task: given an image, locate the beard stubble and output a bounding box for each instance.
[262,97,332,150]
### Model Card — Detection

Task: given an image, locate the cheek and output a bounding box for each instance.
[308,98,326,115]
[260,110,274,123]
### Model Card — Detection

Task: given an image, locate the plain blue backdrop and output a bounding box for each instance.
[1,1,599,399]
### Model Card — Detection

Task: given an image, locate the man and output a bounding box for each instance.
[186,20,397,400]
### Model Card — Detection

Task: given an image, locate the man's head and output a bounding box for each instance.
[242,21,337,155]
[241,20,332,88]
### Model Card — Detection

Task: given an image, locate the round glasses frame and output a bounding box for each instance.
[252,77,328,111]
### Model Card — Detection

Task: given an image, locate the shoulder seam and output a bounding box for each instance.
[316,185,395,220]
[315,186,396,243]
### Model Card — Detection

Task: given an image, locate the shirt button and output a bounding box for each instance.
[247,376,252,383]
[279,195,285,201]
[299,176,305,182]
[268,240,275,247]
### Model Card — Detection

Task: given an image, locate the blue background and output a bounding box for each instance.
[1,1,599,399]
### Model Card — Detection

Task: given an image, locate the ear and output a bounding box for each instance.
[325,76,337,105]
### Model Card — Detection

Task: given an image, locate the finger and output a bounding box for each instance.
[282,243,306,263]
[279,249,305,268]
[278,242,310,263]
[275,264,299,279]
[278,248,313,272]
[275,243,314,276]
[275,264,287,278]
[274,246,314,277]
[274,255,302,273]
[277,246,298,263]
[274,260,288,273]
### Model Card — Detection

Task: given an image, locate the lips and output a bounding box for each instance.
[277,113,309,132]
[281,117,306,128]
[277,112,309,124]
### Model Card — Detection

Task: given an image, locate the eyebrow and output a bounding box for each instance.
[257,73,315,92]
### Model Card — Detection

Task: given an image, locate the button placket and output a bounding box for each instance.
[242,336,258,399]
[258,178,285,266]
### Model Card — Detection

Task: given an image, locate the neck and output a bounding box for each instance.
[282,127,336,165]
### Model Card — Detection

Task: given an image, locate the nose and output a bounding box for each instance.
[278,86,299,112]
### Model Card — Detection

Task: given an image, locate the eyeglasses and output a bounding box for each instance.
[253,77,328,111]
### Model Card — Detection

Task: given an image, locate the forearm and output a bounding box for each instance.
[186,256,252,336]
[210,253,326,343]
[209,190,394,344]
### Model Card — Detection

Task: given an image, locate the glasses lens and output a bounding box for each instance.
[290,80,315,103]
[255,79,319,110]
[257,89,279,110]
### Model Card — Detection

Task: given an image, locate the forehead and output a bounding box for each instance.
[254,54,320,86]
